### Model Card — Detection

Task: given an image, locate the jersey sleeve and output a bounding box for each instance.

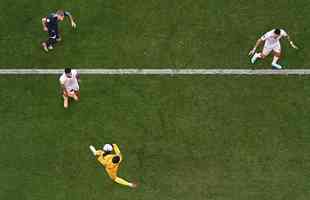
[261,32,269,41]
[45,14,55,23]
[281,29,288,37]
[95,150,104,156]
[71,70,79,79]
[45,15,52,23]
[64,11,72,17]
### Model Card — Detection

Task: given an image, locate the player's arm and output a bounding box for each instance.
[64,11,76,28]
[59,75,67,94]
[249,38,263,56]
[89,145,104,156]
[75,72,80,83]
[285,35,298,49]
[41,17,48,31]
[59,82,66,95]
[89,145,97,156]
[112,144,121,155]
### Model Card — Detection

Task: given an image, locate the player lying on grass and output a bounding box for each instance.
[59,68,80,109]
[41,10,76,52]
[89,144,137,188]
[249,28,298,69]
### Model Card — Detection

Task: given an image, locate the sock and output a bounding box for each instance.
[272,56,279,64]
[272,56,282,69]
[114,177,133,187]
[251,53,262,64]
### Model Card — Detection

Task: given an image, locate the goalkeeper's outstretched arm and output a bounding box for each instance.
[112,144,121,155]
[89,145,97,156]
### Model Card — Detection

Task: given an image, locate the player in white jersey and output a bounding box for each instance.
[249,28,298,69]
[59,68,80,108]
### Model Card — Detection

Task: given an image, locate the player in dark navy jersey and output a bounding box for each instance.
[41,10,76,52]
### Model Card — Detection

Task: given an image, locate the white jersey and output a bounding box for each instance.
[59,70,79,91]
[261,29,288,47]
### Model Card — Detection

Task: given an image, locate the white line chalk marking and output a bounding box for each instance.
[0,69,310,75]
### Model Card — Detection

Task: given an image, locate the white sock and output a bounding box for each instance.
[272,56,282,69]
[251,53,262,64]
[272,56,279,64]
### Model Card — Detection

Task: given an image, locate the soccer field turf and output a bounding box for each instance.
[1,0,310,199]
[0,0,310,68]
[0,76,309,200]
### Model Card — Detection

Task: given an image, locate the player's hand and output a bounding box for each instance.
[131,182,138,188]
[71,21,77,29]
[89,145,97,156]
[248,48,256,56]
[290,42,298,50]
[43,26,48,32]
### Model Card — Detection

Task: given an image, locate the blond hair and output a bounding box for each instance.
[56,10,64,16]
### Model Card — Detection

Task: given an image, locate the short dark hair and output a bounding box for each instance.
[274,29,281,35]
[112,156,120,164]
[65,68,71,74]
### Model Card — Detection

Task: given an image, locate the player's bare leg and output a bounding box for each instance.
[74,91,80,101]
[63,96,69,108]
[271,51,282,69]
[62,91,69,108]
[42,42,49,52]
[114,177,137,188]
[73,95,78,101]
[251,52,265,64]
[67,90,79,101]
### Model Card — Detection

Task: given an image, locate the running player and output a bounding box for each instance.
[249,28,298,69]
[41,10,76,52]
[59,68,80,109]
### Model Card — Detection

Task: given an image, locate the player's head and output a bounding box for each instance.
[274,29,281,35]
[112,156,121,164]
[65,68,72,78]
[56,10,65,21]
[103,144,113,153]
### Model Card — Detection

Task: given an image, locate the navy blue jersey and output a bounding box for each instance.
[45,13,58,30]
[45,11,71,30]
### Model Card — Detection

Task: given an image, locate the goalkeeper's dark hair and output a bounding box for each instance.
[274,29,281,35]
[65,68,71,74]
[112,156,120,164]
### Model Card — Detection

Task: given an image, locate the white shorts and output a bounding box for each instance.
[65,84,79,92]
[262,43,281,56]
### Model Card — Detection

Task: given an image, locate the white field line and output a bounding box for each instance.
[1,69,310,75]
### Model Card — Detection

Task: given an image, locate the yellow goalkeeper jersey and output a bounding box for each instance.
[95,144,122,179]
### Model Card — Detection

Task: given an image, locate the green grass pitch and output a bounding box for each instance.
[0,0,310,68]
[1,0,310,199]
[0,76,309,200]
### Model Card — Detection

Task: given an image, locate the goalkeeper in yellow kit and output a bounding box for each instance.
[89,144,137,188]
